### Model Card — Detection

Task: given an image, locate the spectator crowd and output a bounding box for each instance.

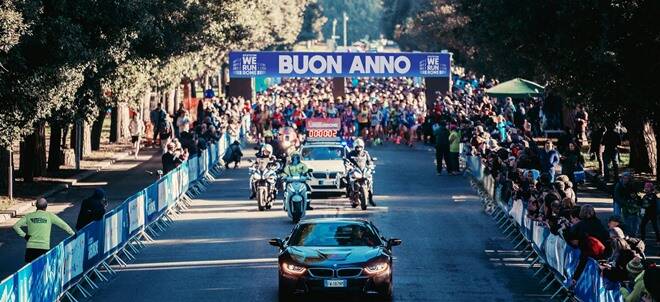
[436,73,660,301]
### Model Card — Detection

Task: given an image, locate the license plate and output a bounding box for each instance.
[324,279,347,288]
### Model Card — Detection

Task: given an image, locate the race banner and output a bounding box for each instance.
[229,51,450,78]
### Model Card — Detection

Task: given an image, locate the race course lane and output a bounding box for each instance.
[91,145,546,302]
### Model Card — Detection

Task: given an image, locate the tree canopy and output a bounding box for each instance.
[0,0,309,149]
[383,0,660,174]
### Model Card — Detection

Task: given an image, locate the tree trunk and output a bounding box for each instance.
[71,121,93,159]
[83,122,92,156]
[20,122,47,182]
[118,103,130,141]
[62,124,69,149]
[0,148,11,196]
[47,123,63,172]
[166,89,176,115]
[91,109,106,150]
[110,106,118,143]
[655,122,660,183]
[626,117,657,174]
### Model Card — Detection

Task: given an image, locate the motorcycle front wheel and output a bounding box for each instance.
[359,185,368,210]
[257,187,268,211]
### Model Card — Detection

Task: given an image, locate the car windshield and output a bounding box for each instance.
[301,146,344,161]
[288,222,381,247]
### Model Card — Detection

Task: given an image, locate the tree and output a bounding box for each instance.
[297,0,327,42]
[384,0,660,178]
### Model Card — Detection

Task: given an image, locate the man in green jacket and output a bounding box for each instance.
[448,124,462,175]
[13,198,75,262]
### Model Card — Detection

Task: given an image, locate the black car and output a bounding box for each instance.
[269,218,402,300]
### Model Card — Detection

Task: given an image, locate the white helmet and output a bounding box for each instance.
[354,138,365,149]
[262,144,273,154]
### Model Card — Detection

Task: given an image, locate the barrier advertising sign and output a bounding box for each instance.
[229,51,450,78]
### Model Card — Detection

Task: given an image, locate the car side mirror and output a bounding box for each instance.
[269,238,283,248]
[387,238,402,249]
[307,168,314,173]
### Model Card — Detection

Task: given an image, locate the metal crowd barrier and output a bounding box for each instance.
[0,133,233,302]
[463,155,623,302]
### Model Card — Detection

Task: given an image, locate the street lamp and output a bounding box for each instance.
[332,18,338,40]
[343,12,349,48]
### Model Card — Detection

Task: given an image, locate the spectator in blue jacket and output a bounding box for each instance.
[539,141,560,181]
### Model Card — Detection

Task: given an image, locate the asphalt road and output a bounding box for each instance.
[91,144,548,302]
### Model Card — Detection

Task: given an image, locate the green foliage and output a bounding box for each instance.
[298,0,383,44]
[297,0,327,42]
[0,0,309,148]
[384,0,660,125]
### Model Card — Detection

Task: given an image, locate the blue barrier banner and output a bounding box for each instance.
[564,247,581,285]
[198,153,206,177]
[189,155,198,182]
[180,161,189,195]
[532,223,549,253]
[127,190,146,236]
[574,258,601,302]
[0,274,16,301]
[210,144,218,163]
[544,234,561,272]
[207,147,213,170]
[157,176,169,211]
[62,234,85,287]
[229,51,451,78]
[16,242,64,302]
[103,209,124,254]
[146,183,159,223]
[169,169,180,206]
[81,220,103,276]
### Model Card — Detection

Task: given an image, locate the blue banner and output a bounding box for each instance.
[229,51,451,78]
[81,220,103,277]
[127,190,146,236]
[16,243,64,302]
[145,183,159,223]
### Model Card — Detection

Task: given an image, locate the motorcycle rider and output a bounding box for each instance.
[249,144,277,199]
[281,152,313,210]
[345,138,376,206]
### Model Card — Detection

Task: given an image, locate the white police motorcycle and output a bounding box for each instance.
[345,156,375,210]
[282,170,313,223]
[249,158,280,211]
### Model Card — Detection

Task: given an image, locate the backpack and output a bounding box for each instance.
[625,236,646,257]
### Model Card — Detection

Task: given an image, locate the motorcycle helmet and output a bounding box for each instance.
[261,144,273,156]
[354,138,365,151]
[290,152,301,165]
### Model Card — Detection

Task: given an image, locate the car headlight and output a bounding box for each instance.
[364,262,389,275]
[281,262,306,275]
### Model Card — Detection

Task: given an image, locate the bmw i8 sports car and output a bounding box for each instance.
[269,218,402,300]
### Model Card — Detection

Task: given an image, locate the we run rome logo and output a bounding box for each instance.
[232,54,267,76]
[419,55,447,76]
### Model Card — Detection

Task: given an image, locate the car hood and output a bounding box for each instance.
[286,246,383,265]
[302,160,344,173]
